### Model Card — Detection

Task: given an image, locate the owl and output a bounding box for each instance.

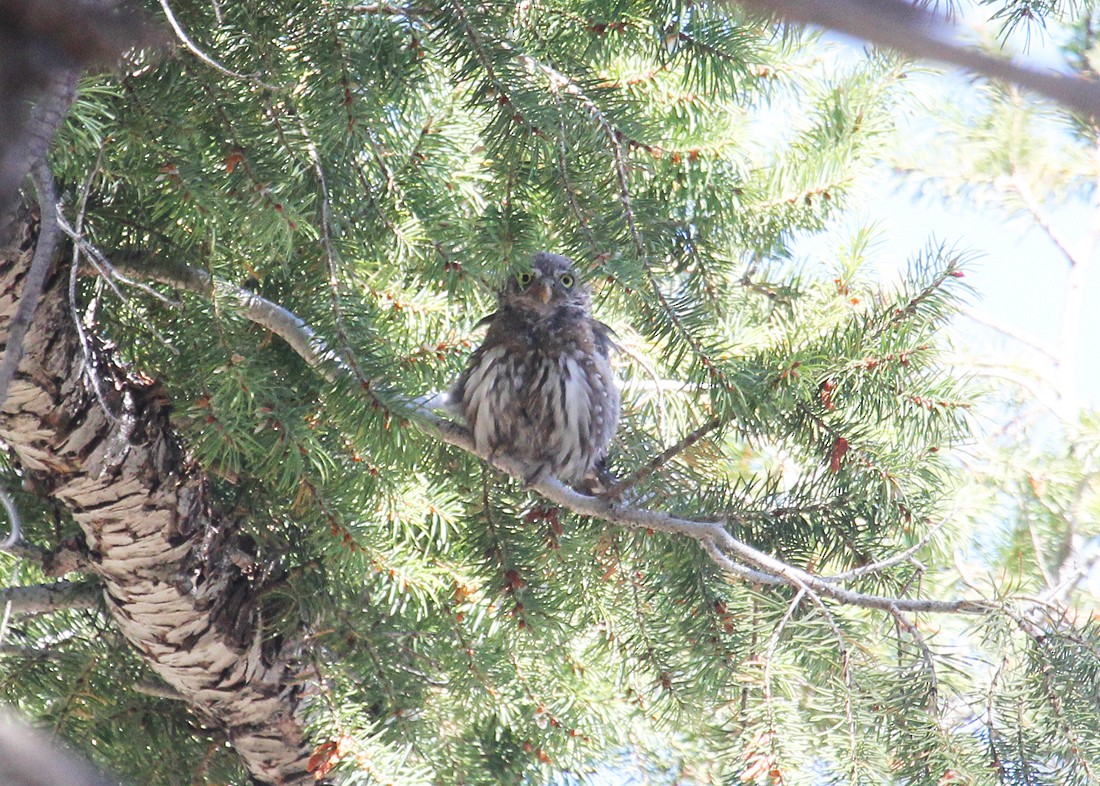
[449,252,620,491]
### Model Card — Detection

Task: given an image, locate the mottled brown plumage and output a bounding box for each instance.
[449,252,619,489]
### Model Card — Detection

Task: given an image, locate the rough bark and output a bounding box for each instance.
[0,207,316,784]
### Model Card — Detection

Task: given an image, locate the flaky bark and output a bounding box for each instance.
[0,208,316,784]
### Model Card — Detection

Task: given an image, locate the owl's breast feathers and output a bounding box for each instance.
[452,303,620,486]
[483,304,609,357]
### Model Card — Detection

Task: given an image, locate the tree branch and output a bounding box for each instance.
[0,580,99,615]
[107,254,340,380]
[742,0,1100,119]
[114,255,995,617]
[0,164,61,412]
[0,708,123,786]
[605,416,723,499]
[156,0,282,89]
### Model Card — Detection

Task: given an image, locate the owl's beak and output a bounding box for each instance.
[534,281,552,303]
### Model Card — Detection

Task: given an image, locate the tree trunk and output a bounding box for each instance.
[0,205,317,785]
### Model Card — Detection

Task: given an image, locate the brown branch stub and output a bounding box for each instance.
[0,207,314,785]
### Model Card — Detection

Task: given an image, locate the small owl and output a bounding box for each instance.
[449,252,619,490]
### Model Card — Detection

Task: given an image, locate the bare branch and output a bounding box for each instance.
[0,164,61,411]
[605,416,723,499]
[1007,175,1083,268]
[157,0,282,90]
[0,489,21,551]
[0,581,99,615]
[960,308,1060,360]
[825,507,955,582]
[700,538,784,586]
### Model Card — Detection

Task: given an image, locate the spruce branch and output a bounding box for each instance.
[0,489,21,552]
[67,143,125,423]
[444,0,535,131]
[604,416,723,499]
[761,585,807,751]
[109,256,997,618]
[108,255,341,380]
[134,680,186,701]
[296,109,387,407]
[502,42,729,382]
[157,0,283,90]
[420,415,994,616]
[555,99,598,251]
[886,602,937,693]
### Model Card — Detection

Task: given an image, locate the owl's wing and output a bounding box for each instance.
[593,319,619,355]
[472,312,497,330]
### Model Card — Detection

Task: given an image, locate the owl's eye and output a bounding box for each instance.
[517,271,534,287]
[559,273,575,288]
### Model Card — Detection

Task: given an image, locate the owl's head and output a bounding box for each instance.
[501,252,589,312]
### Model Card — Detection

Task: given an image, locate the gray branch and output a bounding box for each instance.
[0,581,99,615]
[109,256,341,380]
[742,0,1100,118]
[0,164,62,413]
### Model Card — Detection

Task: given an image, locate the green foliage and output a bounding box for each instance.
[4,1,1100,785]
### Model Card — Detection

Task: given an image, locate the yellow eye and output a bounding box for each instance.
[560,273,575,288]
[517,271,533,287]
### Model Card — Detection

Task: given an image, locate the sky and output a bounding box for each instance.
[809,168,1100,409]
[800,14,1100,414]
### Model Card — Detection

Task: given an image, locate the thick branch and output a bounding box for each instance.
[0,708,122,786]
[0,0,156,219]
[0,165,60,412]
[742,0,1100,119]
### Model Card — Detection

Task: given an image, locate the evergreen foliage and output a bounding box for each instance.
[1,1,1098,784]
